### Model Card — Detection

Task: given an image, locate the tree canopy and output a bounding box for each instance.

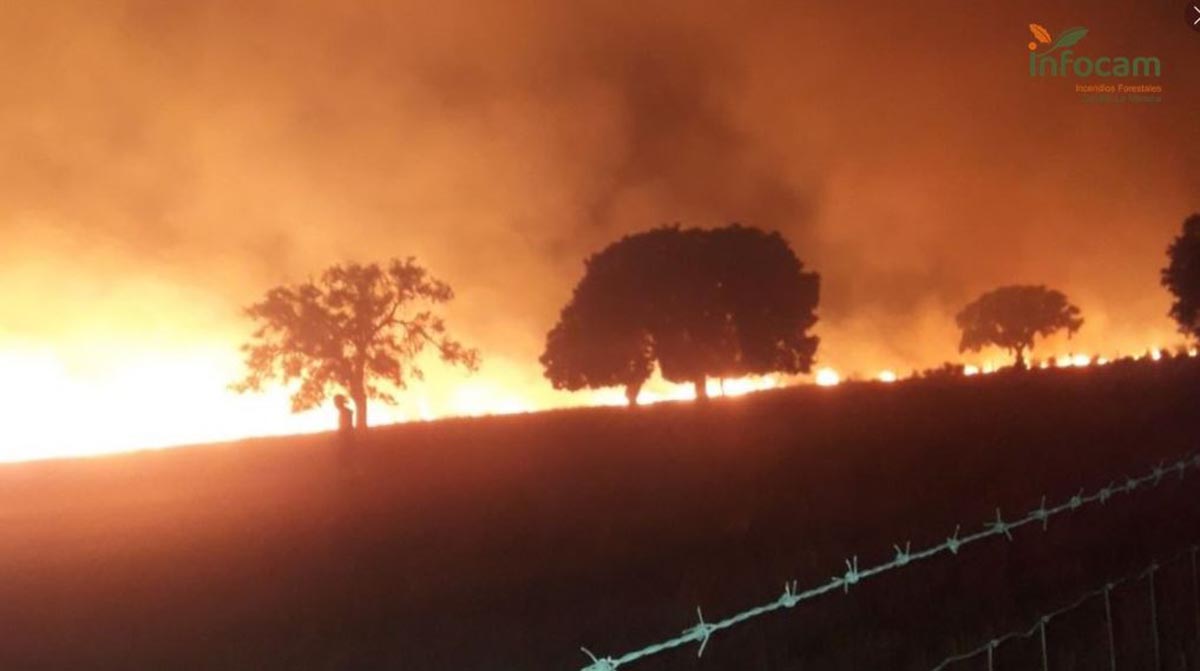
[1162,213,1200,340]
[232,258,479,428]
[540,224,820,404]
[955,285,1083,369]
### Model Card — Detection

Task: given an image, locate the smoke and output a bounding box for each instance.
[0,0,1197,451]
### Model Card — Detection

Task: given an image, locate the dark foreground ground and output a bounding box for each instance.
[1,359,1199,671]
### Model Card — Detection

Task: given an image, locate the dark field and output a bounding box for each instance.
[2,360,1199,670]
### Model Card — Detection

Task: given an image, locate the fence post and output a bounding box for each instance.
[1039,617,1049,671]
[1149,565,1161,671]
[1191,546,1199,644]
[1104,584,1117,671]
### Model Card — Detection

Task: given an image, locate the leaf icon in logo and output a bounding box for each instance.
[1029,23,1053,44]
[1050,26,1088,49]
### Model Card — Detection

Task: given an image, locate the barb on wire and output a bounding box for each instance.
[779,580,801,608]
[841,556,861,592]
[575,451,1198,671]
[989,508,1014,541]
[684,606,716,657]
[580,647,618,671]
[1032,495,1050,530]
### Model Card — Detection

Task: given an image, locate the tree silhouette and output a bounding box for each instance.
[232,258,479,428]
[1162,213,1200,341]
[955,285,1082,369]
[540,224,820,404]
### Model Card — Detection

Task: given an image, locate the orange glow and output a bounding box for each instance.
[3,1,1197,466]
[0,345,328,463]
[449,382,535,417]
[815,368,841,387]
[0,340,551,462]
[3,335,1193,462]
[716,376,780,397]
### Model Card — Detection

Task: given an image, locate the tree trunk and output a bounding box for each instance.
[1013,346,1027,371]
[353,393,368,429]
[625,380,643,407]
[693,376,708,401]
[351,355,368,429]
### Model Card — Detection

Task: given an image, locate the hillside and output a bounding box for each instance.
[1,360,1198,670]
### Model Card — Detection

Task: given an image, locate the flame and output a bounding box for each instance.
[0,342,542,462]
[449,383,534,417]
[3,332,1194,462]
[815,368,841,386]
[716,376,779,397]
[0,345,330,463]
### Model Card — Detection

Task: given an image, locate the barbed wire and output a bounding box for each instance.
[928,544,1198,671]
[577,451,1200,671]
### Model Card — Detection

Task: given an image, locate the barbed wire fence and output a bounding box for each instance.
[577,451,1200,671]
[928,544,1199,671]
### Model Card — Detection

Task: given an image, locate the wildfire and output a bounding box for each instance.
[0,345,328,463]
[2,335,1194,463]
[815,368,841,387]
[600,375,783,407]
[0,342,545,463]
[716,376,780,397]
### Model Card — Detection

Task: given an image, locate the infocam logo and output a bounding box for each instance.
[1027,23,1160,77]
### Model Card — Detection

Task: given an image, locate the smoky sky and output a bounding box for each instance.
[1,0,1198,381]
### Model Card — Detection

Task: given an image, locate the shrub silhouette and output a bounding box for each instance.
[541,224,820,404]
[1162,213,1200,341]
[232,258,479,428]
[955,285,1083,369]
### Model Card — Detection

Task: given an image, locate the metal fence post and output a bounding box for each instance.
[1104,584,1117,671]
[1039,617,1049,671]
[1149,566,1161,671]
[1191,546,1199,644]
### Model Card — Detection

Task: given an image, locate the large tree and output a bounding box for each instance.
[955,285,1083,369]
[1162,213,1200,340]
[540,224,820,404]
[232,258,479,429]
